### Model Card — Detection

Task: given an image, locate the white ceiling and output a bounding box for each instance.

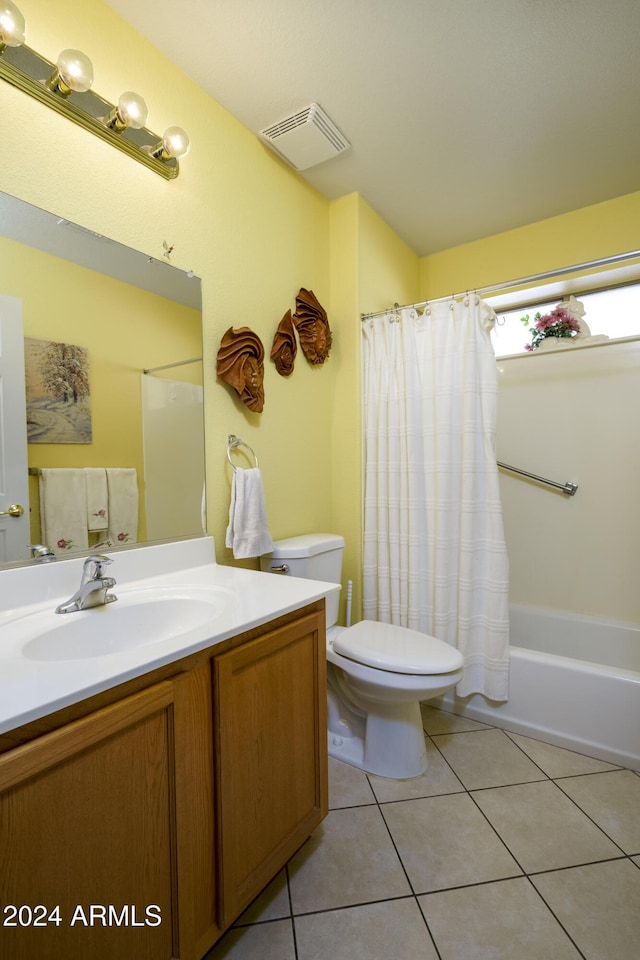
[104,0,640,256]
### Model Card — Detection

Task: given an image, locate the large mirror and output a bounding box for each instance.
[0,190,205,568]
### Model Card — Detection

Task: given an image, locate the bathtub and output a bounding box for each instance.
[439,604,640,770]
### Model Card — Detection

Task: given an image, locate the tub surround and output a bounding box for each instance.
[0,536,339,734]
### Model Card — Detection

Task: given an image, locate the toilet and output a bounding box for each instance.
[260,534,464,780]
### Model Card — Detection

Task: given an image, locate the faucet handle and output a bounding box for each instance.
[82,554,113,582]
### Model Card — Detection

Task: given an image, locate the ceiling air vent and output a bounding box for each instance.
[259,103,350,170]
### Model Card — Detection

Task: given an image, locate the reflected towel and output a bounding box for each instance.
[225,467,273,559]
[84,468,108,531]
[39,469,89,556]
[105,468,139,546]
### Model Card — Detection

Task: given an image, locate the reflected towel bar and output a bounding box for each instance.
[497,461,578,496]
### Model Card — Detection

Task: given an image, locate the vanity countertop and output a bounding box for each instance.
[0,537,338,735]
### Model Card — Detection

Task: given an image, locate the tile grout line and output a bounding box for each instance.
[502,727,625,777]
[524,874,589,960]
[366,765,444,960]
[524,853,632,878]
[425,723,534,884]
[285,863,299,960]
[551,772,633,857]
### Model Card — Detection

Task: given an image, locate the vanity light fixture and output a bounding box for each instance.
[0,2,189,179]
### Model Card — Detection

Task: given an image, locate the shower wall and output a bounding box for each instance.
[142,376,205,542]
[496,339,640,623]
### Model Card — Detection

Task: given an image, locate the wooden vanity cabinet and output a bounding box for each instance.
[0,680,185,960]
[0,600,328,960]
[213,608,328,929]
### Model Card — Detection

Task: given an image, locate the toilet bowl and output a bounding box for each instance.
[260,534,465,780]
[327,621,464,779]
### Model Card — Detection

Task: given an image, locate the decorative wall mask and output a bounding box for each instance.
[216,326,265,412]
[293,288,332,364]
[270,309,297,377]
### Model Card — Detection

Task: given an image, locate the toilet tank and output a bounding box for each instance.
[260,533,344,628]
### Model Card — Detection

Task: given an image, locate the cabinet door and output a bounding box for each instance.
[213,610,328,927]
[0,682,183,960]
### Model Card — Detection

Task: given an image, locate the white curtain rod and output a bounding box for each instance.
[360,248,640,321]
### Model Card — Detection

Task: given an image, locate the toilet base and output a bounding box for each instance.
[328,696,428,779]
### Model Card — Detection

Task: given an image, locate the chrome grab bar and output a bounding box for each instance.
[497,461,578,496]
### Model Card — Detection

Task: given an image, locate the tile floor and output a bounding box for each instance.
[205,706,640,960]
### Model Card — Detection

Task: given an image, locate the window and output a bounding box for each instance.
[488,281,640,358]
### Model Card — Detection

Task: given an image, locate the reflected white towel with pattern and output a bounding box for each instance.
[105,468,138,546]
[39,469,89,555]
[84,467,108,531]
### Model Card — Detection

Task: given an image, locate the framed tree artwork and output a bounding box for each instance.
[25,338,92,443]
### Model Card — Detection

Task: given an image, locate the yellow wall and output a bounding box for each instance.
[0,0,333,565]
[420,189,640,298]
[0,234,200,543]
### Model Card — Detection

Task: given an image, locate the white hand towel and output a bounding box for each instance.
[225,467,273,559]
[84,468,109,531]
[105,468,139,546]
[39,469,89,555]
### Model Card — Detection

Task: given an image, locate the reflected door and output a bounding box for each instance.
[0,295,29,563]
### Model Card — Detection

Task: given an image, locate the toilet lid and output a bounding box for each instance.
[333,620,464,675]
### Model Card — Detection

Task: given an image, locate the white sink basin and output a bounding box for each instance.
[6,585,233,661]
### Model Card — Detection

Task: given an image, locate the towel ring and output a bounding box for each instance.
[227,434,259,472]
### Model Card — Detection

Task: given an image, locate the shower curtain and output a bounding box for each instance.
[361,297,509,700]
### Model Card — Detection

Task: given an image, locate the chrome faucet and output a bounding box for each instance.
[55,555,117,614]
[29,543,56,563]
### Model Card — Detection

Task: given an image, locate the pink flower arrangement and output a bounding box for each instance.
[521,305,580,351]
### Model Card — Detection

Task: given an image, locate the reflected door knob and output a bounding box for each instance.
[0,504,25,518]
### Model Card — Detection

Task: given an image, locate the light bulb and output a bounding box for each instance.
[160,126,190,159]
[105,90,148,132]
[117,91,148,129]
[0,1,25,50]
[48,48,94,96]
